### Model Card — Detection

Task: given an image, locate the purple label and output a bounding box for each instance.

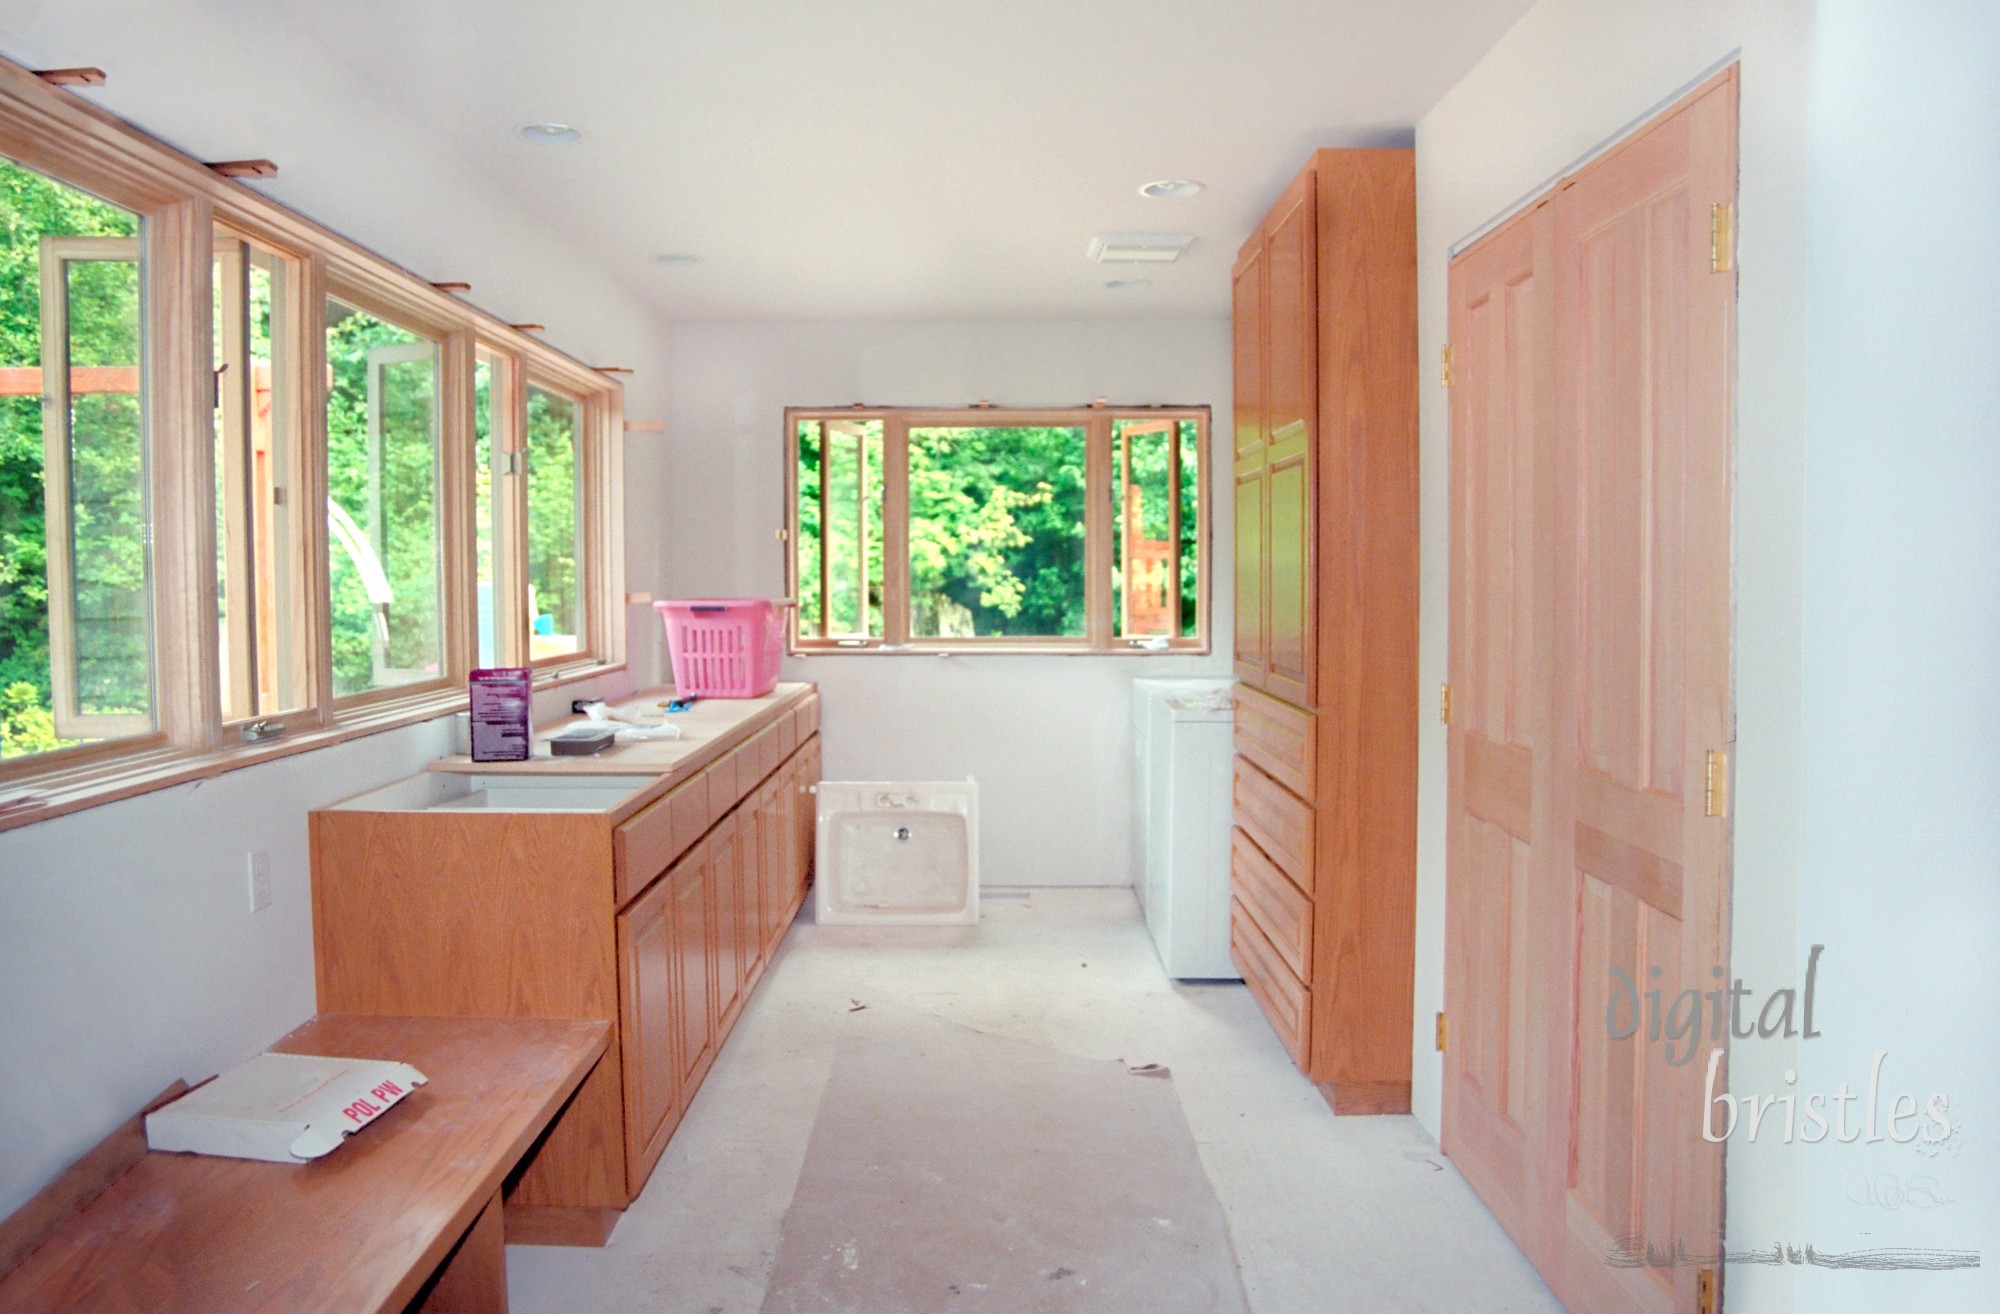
[469,668,533,762]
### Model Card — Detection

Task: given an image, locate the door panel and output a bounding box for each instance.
[1444,198,1556,1267]
[617,873,678,1190]
[1233,244,1269,687]
[671,844,714,1093]
[1262,178,1317,708]
[1552,73,1735,1314]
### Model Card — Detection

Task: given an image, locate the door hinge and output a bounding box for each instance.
[1696,1266,1718,1314]
[1440,343,1454,388]
[1440,682,1453,726]
[1704,749,1729,818]
[1710,203,1734,274]
[1436,1011,1448,1053]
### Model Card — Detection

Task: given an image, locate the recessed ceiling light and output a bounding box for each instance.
[518,122,582,145]
[1106,278,1152,291]
[654,254,700,266]
[1138,179,1205,199]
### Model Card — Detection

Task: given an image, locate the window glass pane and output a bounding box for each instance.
[1178,419,1200,637]
[1113,418,1194,640]
[525,382,583,659]
[474,352,500,667]
[324,298,440,696]
[0,158,151,759]
[794,419,882,639]
[215,238,303,719]
[908,425,1085,639]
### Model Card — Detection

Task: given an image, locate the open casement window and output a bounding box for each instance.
[39,234,155,741]
[213,232,310,725]
[794,417,884,643]
[786,407,1209,654]
[1112,418,1201,641]
[324,297,444,699]
[524,380,586,663]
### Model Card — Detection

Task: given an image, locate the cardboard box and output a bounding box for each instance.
[145,1052,429,1163]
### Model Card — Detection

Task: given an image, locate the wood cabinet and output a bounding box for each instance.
[1229,150,1419,1114]
[311,686,821,1245]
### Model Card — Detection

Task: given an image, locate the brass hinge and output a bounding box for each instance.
[1436,1011,1448,1053]
[1440,343,1454,388]
[1696,1266,1717,1314]
[1440,682,1453,726]
[1704,749,1729,818]
[1710,203,1734,274]
[775,527,789,541]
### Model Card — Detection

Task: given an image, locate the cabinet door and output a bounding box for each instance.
[670,842,714,1093]
[617,866,679,1189]
[759,778,785,950]
[1262,174,1317,709]
[736,793,763,986]
[710,813,744,1022]
[1232,243,1269,686]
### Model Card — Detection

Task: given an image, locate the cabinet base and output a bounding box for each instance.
[1316,1079,1411,1117]
[503,1203,621,1248]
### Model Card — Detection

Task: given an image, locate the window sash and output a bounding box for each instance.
[785,406,1209,654]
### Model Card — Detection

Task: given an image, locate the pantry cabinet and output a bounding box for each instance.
[311,685,820,1245]
[1229,150,1418,1113]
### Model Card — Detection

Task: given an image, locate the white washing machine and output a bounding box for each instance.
[1131,678,1238,979]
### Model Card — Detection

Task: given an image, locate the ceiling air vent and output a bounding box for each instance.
[1086,233,1195,263]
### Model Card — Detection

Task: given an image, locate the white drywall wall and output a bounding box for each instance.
[0,4,671,1216]
[656,318,1232,887]
[1413,2,1813,1307]
[1796,3,2000,1309]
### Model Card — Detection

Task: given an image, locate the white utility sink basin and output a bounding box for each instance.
[329,771,656,814]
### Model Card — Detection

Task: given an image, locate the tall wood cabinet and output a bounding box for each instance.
[1230,150,1419,1114]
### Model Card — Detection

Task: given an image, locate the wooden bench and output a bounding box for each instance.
[0,1013,607,1313]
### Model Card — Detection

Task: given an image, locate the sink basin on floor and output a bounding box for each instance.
[328,772,658,813]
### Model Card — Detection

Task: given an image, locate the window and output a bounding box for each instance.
[324,298,442,697]
[525,381,584,661]
[0,60,628,825]
[787,407,1208,653]
[0,159,151,760]
[214,232,307,722]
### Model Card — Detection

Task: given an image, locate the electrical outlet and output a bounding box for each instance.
[247,849,272,913]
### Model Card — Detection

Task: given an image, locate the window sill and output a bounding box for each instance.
[0,658,635,836]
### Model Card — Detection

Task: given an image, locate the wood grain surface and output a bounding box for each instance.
[0,1014,606,1314]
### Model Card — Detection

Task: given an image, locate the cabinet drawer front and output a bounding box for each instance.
[617,776,708,905]
[1231,897,1311,1070]
[1234,685,1315,797]
[1231,827,1311,979]
[1233,756,1315,894]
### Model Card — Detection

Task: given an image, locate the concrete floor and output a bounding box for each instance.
[507,888,1565,1314]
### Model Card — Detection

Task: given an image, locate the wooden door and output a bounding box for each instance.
[1444,198,1559,1269]
[1551,72,1735,1314]
[670,841,714,1093]
[1232,242,1268,688]
[1262,173,1318,709]
[1442,69,1737,1313]
[616,867,678,1189]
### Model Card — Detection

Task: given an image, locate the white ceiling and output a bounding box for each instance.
[12,0,1536,322]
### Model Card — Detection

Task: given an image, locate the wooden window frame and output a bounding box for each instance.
[0,55,626,833]
[783,405,1211,656]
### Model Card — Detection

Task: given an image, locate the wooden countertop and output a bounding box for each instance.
[0,1014,608,1314]
[422,682,816,825]
[430,682,812,778]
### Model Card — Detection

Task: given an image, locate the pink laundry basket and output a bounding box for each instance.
[654,598,786,698]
